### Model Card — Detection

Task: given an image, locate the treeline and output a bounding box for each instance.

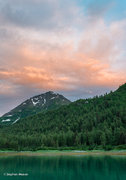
[0,84,126,151]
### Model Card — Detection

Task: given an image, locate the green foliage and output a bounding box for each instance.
[0,83,126,150]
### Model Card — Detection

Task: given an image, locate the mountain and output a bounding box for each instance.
[0,83,126,151]
[0,91,71,125]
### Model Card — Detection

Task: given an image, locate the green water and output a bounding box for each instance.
[0,155,126,180]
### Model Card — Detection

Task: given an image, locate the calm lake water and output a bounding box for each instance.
[0,155,126,180]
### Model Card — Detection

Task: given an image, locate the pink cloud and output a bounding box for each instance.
[0,16,126,95]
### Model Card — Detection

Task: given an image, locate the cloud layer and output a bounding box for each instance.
[0,0,126,115]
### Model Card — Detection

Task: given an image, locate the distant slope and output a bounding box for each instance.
[0,91,71,125]
[0,83,125,150]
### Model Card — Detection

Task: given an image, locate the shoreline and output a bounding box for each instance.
[0,150,126,157]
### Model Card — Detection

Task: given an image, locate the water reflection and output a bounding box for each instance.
[0,155,126,180]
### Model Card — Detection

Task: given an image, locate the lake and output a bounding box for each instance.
[0,154,126,180]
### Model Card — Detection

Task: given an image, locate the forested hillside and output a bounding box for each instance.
[0,84,126,151]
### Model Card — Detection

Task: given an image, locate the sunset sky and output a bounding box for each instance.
[0,0,126,115]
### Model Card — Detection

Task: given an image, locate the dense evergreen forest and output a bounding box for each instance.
[0,83,126,151]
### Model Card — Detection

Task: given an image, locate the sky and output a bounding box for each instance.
[0,0,126,115]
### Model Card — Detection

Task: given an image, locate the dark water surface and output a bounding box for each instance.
[0,155,126,180]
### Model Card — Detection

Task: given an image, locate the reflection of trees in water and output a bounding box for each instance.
[0,156,126,180]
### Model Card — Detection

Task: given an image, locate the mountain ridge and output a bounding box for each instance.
[0,91,71,125]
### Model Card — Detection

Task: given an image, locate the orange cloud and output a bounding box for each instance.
[0,48,125,92]
[0,19,126,94]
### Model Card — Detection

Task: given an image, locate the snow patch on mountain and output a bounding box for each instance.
[44,98,46,104]
[7,115,12,117]
[12,118,20,124]
[2,119,11,122]
[31,98,39,106]
[34,97,39,100]
[51,97,55,100]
